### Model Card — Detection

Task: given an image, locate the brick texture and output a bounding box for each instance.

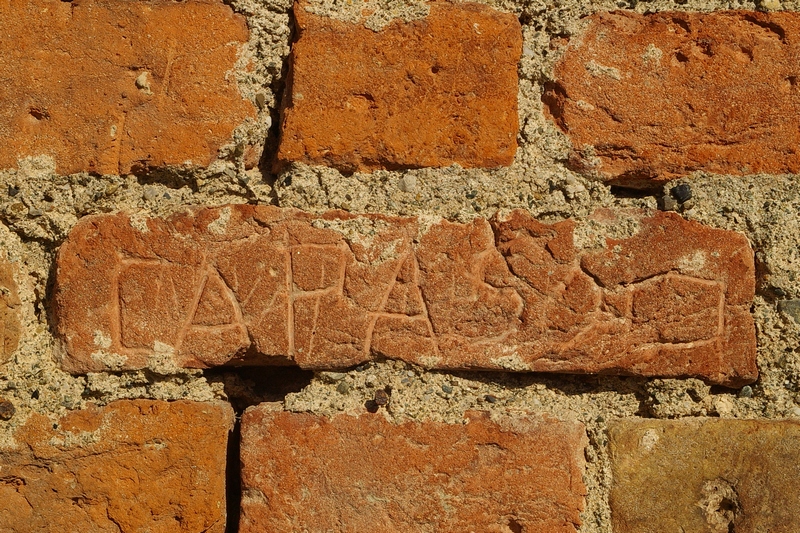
[0,0,254,175]
[0,400,233,532]
[610,419,800,532]
[275,1,522,172]
[53,205,756,385]
[544,11,800,186]
[240,407,587,532]
[0,259,21,365]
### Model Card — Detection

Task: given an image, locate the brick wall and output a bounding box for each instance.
[1,0,800,531]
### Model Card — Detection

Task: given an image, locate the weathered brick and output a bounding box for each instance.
[54,206,756,385]
[544,11,800,185]
[610,419,800,532]
[240,407,587,532]
[275,1,521,172]
[0,0,254,175]
[0,259,21,365]
[0,400,233,532]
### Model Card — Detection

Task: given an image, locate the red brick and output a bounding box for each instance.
[53,206,756,385]
[544,11,800,185]
[275,1,522,172]
[0,400,233,532]
[0,259,21,365]
[240,408,587,532]
[0,0,254,175]
[610,419,800,532]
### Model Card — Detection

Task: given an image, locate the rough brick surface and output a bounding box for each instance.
[54,205,756,385]
[240,407,586,532]
[0,400,233,532]
[610,419,800,532]
[275,1,522,172]
[0,0,254,175]
[544,11,800,185]
[0,259,21,365]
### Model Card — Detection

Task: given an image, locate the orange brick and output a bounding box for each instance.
[0,400,233,532]
[545,11,800,185]
[53,206,756,385]
[240,408,587,532]
[0,259,21,365]
[0,0,254,175]
[276,1,522,172]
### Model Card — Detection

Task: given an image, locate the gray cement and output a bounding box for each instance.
[0,0,799,531]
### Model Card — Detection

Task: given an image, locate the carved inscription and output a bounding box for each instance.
[54,205,757,385]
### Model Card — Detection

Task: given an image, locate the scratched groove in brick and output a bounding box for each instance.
[53,205,756,385]
[275,1,522,172]
[544,11,800,186]
[239,408,587,532]
[0,0,254,175]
